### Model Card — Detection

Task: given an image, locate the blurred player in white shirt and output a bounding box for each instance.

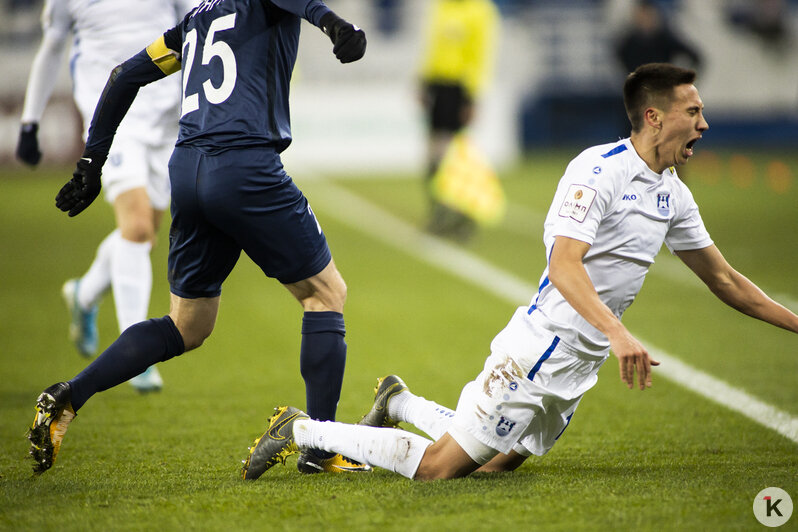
[241,63,798,481]
[17,0,197,392]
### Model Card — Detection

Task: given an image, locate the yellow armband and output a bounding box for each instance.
[146,35,181,75]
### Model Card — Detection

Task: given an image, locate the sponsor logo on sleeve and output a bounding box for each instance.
[558,184,597,223]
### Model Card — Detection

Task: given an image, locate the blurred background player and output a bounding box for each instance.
[28,0,368,476]
[16,0,198,392]
[614,0,702,74]
[418,0,499,240]
[727,0,792,51]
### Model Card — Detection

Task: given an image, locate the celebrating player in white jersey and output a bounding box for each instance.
[17,0,197,391]
[241,63,798,481]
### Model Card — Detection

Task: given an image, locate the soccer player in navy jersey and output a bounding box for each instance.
[28,0,368,475]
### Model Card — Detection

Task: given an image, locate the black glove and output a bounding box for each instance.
[320,12,366,64]
[16,122,42,166]
[55,152,106,217]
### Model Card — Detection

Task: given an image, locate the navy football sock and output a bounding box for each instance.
[68,316,185,411]
[300,311,346,423]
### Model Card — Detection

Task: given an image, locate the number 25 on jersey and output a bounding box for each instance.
[181,13,237,117]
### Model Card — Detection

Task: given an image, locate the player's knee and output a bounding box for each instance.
[285,261,348,312]
[114,188,156,242]
[329,277,347,308]
[305,276,347,312]
[171,316,215,351]
[119,218,156,243]
[179,326,213,351]
[322,261,347,303]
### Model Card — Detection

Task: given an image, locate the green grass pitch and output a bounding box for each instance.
[0,150,796,531]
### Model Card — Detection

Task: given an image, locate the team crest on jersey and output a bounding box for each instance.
[495,416,517,437]
[558,184,597,223]
[656,193,671,216]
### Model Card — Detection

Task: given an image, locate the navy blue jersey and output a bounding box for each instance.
[164,0,329,153]
[83,0,331,158]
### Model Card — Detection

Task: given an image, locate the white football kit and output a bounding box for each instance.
[20,0,196,208]
[450,138,714,462]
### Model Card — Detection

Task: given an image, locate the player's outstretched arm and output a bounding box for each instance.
[676,245,798,334]
[549,236,660,389]
[55,38,176,217]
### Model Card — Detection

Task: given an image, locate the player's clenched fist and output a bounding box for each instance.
[55,153,105,217]
[320,12,366,63]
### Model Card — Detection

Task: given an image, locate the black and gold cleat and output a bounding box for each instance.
[28,382,76,474]
[241,406,308,480]
[358,375,409,428]
[296,450,371,474]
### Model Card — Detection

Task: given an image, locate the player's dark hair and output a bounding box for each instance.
[623,63,697,132]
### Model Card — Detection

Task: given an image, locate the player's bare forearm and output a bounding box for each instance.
[714,270,798,333]
[549,236,659,389]
[549,237,625,338]
[676,246,798,333]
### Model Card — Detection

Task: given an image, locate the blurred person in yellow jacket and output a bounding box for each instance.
[419,0,499,240]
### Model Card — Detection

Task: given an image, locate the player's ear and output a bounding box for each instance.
[644,107,662,130]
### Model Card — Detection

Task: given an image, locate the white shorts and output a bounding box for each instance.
[449,307,608,462]
[102,133,173,210]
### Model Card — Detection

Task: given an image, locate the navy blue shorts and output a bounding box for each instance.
[166,146,331,298]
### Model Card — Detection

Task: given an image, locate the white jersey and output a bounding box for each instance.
[527,138,713,352]
[21,0,197,142]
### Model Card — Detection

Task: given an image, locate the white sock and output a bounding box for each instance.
[110,237,153,332]
[294,419,433,480]
[77,229,119,310]
[390,391,455,441]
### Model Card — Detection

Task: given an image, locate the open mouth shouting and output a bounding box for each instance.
[685,135,702,158]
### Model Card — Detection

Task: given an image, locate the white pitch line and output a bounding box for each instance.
[311,184,534,306]
[306,180,798,444]
[649,349,798,443]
